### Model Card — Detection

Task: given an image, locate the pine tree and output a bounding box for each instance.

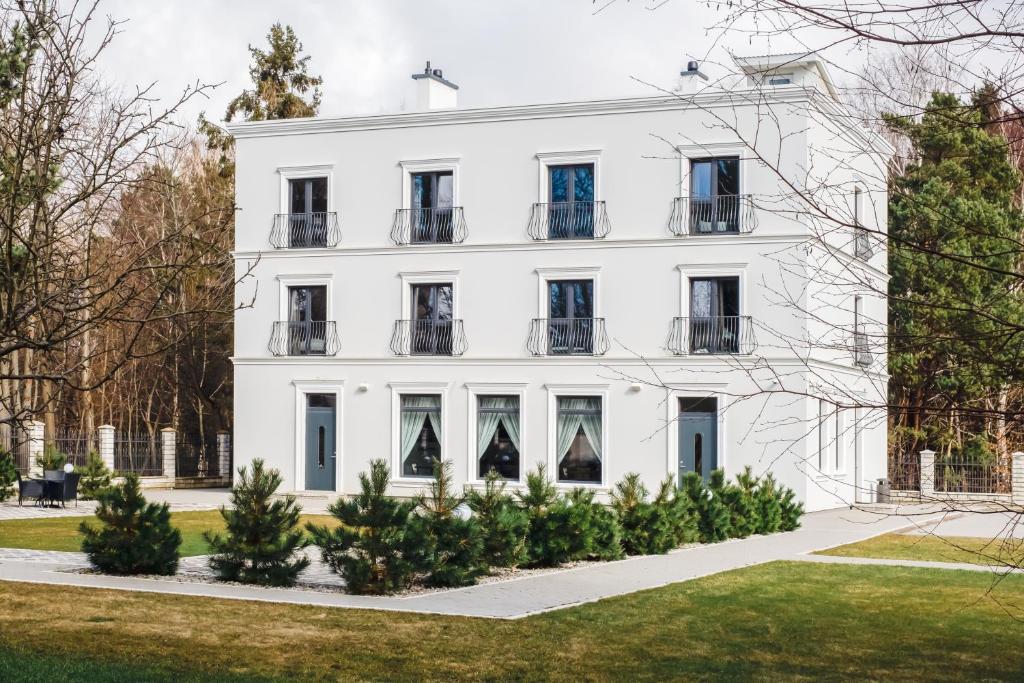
[567,488,624,561]
[654,476,698,547]
[681,471,730,543]
[307,459,421,594]
[413,459,486,587]
[465,470,529,568]
[36,445,66,472]
[779,485,805,532]
[79,474,181,575]
[753,473,784,534]
[75,450,112,501]
[204,459,309,586]
[0,450,15,503]
[516,464,583,567]
[720,467,760,539]
[611,473,658,554]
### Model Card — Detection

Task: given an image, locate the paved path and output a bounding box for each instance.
[1,504,993,619]
[794,553,1001,574]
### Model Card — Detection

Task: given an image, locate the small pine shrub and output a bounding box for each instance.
[612,473,684,555]
[681,471,731,543]
[567,487,624,561]
[0,450,15,503]
[37,445,66,472]
[76,450,112,501]
[79,474,181,575]
[720,467,760,539]
[414,459,486,588]
[653,476,699,547]
[204,459,310,586]
[779,484,804,531]
[753,473,783,534]
[516,464,584,567]
[465,470,529,568]
[307,459,421,595]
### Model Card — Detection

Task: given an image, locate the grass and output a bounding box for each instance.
[0,510,339,557]
[818,532,1024,567]
[0,561,1022,681]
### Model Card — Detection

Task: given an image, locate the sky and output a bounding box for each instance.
[94,0,823,125]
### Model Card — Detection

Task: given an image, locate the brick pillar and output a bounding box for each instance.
[26,420,44,477]
[160,429,176,480]
[97,425,115,473]
[919,449,936,500]
[217,431,231,481]
[1012,451,1024,504]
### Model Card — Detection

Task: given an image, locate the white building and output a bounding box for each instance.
[229,55,889,512]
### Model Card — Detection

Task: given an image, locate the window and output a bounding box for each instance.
[410,171,454,243]
[399,394,442,478]
[555,396,602,484]
[477,396,521,480]
[548,163,595,238]
[411,283,453,355]
[287,285,328,355]
[854,295,871,366]
[853,187,872,258]
[548,279,594,354]
[690,157,740,233]
[287,177,329,247]
[768,73,793,85]
[818,398,827,471]
[689,277,740,353]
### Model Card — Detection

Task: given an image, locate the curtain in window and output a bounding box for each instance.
[556,397,601,461]
[400,395,441,461]
[476,396,520,457]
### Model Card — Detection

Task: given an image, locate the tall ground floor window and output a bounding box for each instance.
[477,395,521,480]
[555,396,602,484]
[400,394,442,478]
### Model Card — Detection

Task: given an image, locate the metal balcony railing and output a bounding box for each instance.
[269,321,341,356]
[668,195,756,236]
[270,212,341,248]
[528,201,610,240]
[527,318,609,356]
[853,332,873,367]
[666,316,757,355]
[391,207,467,245]
[854,227,874,259]
[390,319,467,356]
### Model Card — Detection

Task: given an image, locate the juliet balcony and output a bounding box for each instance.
[527,318,610,356]
[390,319,468,356]
[391,207,468,245]
[666,316,757,355]
[269,321,341,357]
[853,331,873,367]
[270,212,341,249]
[527,201,610,240]
[668,195,756,236]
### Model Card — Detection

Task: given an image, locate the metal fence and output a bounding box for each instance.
[0,426,31,474]
[51,429,97,468]
[113,432,163,476]
[176,438,221,478]
[888,450,921,491]
[935,453,1012,495]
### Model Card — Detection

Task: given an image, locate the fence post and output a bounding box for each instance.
[161,429,176,481]
[96,425,115,474]
[1012,451,1024,504]
[919,449,936,500]
[217,431,231,481]
[26,420,44,477]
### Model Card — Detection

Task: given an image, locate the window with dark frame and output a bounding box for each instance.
[477,395,521,480]
[555,396,602,484]
[399,394,442,478]
[410,283,454,355]
[287,177,329,247]
[547,163,595,238]
[689,277,740,353]
[287,285,328,355]
[690,157,740,233]
[548,279,594,354]
[410,170,454,243]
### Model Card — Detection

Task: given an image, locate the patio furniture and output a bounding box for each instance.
[15,471,46,506]
[49,471,80,508]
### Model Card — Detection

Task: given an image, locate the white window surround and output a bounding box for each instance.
[534,266,601,318]
[276,273,334,322]
[465,382,528,485]
[399,157,461,210]
[389,381,451,486]
[663,383,729,478]
[545,383,610,489]
[398,270,461,320]
[675,142,749,199]
[675,263,748,318]
[535,150,602,203]
[277,164,335,214]
[292,380,344,494]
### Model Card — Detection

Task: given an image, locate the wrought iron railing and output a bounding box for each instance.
[527,318,609,356]
[51,429,98,468]
[269,321,341,356]
[528,201,610,240]
[888,451,921,492]
[113,432,163,477]
[854,226,874,259]
[666,316,757,355]
[935,453,1012,495]
[270,212,341,248]
[853,332,873,367]
[391,207,467,245]
[176,438,220,478]
[668,195,756,236]
[390,319,467,356]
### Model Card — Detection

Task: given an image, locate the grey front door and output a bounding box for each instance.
[305,394,336,491]
[678,398,717,485]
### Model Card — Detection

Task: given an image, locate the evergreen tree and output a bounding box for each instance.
[79,474,181,575]
[753,473,784,534]
[653,476,699,546]
[413,459,486,588]
[36,445,66,472]
[779,485,805,532]
[204,459,309,586]
[516,464,585,567]
[75,450,111,501]
[611,473,658,554]
[720,467,760,539]
[465,470,529,568]
[307,459,421,594]
[567,488,624,561]
[0,449,15,502]
[681,471,730,543]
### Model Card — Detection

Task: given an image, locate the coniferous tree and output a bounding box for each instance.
[204,459,309,586]
[567,487,624,561]
[36,445,66,472]
[654,476,699,547]
[611,473,659,554]
[779,485,805,532]
[720,467,760,539]
[681,471,731,543]
[75,450,112,501]
[465,470,529,568]
[413,459,486,587]
[79,474,181,575]
[516,464,585,567]
[0,450,15,502]
[753,473,784,534]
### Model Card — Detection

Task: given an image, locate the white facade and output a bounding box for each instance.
[229,55,889,512]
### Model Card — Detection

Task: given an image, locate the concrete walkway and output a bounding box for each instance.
[1,504,995,620]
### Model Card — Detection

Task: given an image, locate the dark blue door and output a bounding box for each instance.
[678,400,717,485]
[305,394,336,491]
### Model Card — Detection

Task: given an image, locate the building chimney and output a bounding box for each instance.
[412,61,458,110]
[680,60,709,82]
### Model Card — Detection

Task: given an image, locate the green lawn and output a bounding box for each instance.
[818,532,1024,567]
[0,510,339,557]
[0,561,1022,681]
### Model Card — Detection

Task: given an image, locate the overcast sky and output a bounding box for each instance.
[95,0,831,125]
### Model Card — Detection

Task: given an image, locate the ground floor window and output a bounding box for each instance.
[477,395,521,480]
[555,396,602,483]
[400,394,442,477]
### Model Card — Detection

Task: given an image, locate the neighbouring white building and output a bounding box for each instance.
[229,54,889,512]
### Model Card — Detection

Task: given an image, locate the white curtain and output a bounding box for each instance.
[556,397,601,461]
[400,395,441,461]
[477,396,520,457]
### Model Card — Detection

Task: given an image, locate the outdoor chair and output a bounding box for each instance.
[50,471,80,508]
[15,471,45,506]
